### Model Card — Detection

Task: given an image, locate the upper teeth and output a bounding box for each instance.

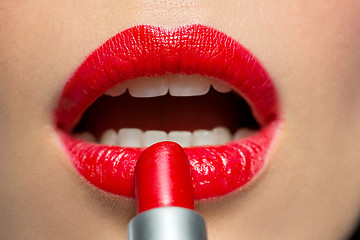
[105,74,232,97]
[76,127,255,148]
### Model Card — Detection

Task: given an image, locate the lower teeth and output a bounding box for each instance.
[75,126,255,147]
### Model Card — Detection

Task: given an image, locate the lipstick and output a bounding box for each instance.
[127,141,207,240]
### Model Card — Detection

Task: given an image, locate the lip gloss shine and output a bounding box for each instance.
[127,141,207,240]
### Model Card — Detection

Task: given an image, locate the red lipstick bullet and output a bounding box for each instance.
[128,141,207,240]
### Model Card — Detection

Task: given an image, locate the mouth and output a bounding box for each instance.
[54,24,281,199]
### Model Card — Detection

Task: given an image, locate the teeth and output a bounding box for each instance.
[99,129,117,145]
[193,130,217,146]
[105,82,127,97]
[143,130,168,147]
[85,76,254,148]
[168,75,210,96]
[212,126,232,144]
[89,74,252,146]
[118,128,143,147]
[168,131,192,147]
[127,77,168,98]
[210,79,232,93]
[75,131,96,142]
[91,126,255,147]
[104,75,231,98]
[233,128,256,140]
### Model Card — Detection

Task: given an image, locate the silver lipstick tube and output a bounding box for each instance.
[127,207,207,240]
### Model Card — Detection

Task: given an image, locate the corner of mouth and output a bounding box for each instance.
[54,24,282,200]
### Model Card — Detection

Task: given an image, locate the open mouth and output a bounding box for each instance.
[54,25,281,199]
[74,74,260,147]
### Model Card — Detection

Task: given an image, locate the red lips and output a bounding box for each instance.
[54,24,281,199]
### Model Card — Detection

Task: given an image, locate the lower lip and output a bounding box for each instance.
[55,25,281,200]
[58,122,280,199]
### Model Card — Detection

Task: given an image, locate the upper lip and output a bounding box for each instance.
[54,24,281,199]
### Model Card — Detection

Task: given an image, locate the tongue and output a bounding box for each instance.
[74,88,258,139]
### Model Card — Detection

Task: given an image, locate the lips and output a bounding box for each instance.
[54,24,281,199]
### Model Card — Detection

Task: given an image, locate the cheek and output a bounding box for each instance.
[232,1,360,237]
[255,0,360,126]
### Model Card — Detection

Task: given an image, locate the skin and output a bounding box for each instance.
[1,0,360,239]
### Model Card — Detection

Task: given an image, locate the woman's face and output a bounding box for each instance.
[1,0,360,239]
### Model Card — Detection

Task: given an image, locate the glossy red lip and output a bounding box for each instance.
[54,24,281,199]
